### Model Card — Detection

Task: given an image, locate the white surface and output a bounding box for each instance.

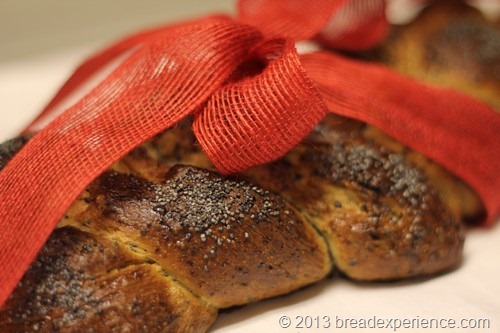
[1,2,499,333]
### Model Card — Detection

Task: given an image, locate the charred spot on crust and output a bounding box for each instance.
[3,228,107,328]
[0,136,30,171]
[1,227,218,332]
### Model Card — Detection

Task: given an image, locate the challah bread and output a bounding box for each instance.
[0,113,468,332]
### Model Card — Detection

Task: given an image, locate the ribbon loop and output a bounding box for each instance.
[193,38,327,173]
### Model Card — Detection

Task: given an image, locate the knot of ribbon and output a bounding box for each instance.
[0,0,499,307]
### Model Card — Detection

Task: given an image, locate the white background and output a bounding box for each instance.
[0,1,499,332]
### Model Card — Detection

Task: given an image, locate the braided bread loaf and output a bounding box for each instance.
[1,2,496,330]
[0,113,474,332]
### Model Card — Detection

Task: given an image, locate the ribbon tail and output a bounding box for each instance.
[0,18,261,307]
[23,15,235,133]
[301,51,500,224]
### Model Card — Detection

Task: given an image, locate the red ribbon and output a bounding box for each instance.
[0,0,499,308]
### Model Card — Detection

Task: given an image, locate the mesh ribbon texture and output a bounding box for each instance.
[0,0,499,307]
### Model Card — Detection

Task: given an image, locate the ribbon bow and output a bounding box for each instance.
[0,0,499,307]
